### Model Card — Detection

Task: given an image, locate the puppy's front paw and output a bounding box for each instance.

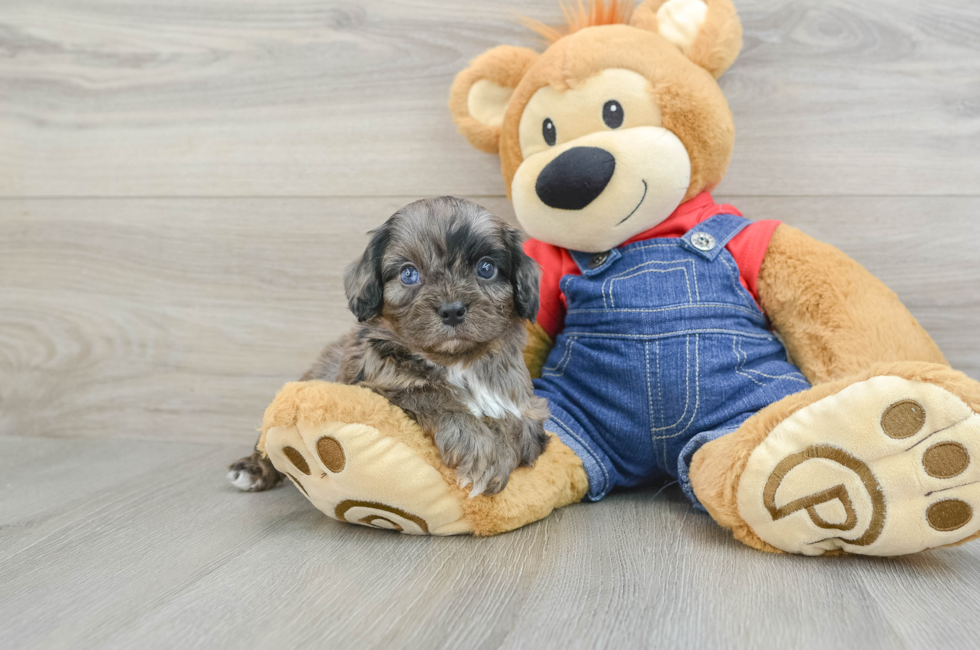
[517,419,550,467]
[227,453,284,492]
[433,413,521,497]
[455,439,519,498]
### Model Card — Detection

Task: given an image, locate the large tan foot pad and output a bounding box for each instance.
[738,376,980,556]
[265,421,474,535]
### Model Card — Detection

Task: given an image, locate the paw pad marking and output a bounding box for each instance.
[282,446,311,475]
[923,442,970,479]
[286,472,310,497]
[881,400,926,439]
[335,500,429,534]
[316,436,346,473]
[763,445,886,546]
[927,499,973,532]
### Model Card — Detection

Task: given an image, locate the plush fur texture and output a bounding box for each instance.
[631,0,743,78]
[449,46,540,155]
[511,69,692,252]
[687,225,954,552]
[257,381,589,536]
[449,0,740,204]
[522,0,635,44]
[758,224,948,384]
[495,25,734,203]
[523,321,555,380]
[689,362,980,554]
[522,0,741,79]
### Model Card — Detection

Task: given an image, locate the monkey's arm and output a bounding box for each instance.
[757,224,947,385]
[523,321,555,379]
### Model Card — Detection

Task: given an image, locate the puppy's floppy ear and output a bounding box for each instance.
[632,0,742,79]
[344,222,391,322]
[449,46,539,154]
[504,227,540,322]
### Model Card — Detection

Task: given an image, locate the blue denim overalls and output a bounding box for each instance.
[533,214,811,506]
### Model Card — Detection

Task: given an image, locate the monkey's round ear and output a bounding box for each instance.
[449,46,539,154]
[631,0,742,79]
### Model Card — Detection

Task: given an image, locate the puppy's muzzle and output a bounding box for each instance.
[535,146,616,211]
[438,301,467,327]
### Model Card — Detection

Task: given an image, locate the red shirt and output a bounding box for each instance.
[524,192,781,340]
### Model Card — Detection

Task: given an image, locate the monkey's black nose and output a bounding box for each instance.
[438,301,467,327]
[535,146,616,210]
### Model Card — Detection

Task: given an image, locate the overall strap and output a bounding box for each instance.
[679,213,750,261]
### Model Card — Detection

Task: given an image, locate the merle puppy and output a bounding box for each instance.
[229,196,549,496]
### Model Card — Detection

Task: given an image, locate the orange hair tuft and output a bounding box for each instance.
[521,0,635,44]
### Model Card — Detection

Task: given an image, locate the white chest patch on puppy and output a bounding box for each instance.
[446,363,521,420]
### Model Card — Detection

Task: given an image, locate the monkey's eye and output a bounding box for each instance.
[602,100,624,129]
[542,118,557,146]
[400,265,420,285]
[476,257,498,280]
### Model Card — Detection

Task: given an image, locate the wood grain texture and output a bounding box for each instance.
[3,1,980,648]
[2,436,980,650]
[1,196,977,445]
[1,0,979,197]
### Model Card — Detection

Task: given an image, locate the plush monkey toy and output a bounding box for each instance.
[258,0,980,556]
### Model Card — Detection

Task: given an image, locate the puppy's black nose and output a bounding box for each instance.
[535,146,616,210]
[438,301,467,327]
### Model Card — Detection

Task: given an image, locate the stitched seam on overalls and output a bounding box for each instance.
[646,340,669,428]
[542,338,571,375]
[732,336,809,386]
[600,259,696,309]
[644,342,668,468]
[717,253,759,311]
[649,336,689,432]
[608,267,693,308]
[549,416,609,492]
[654,340,667,467]
[559,274,575,302]
[652,334,701,440]
[626,242,683,252]
[650,335,696,436]
[567,303,767,322]
[560,329,778,341]
[692,258,701,301]
[655,340,666,429]
[644,342,656,463]
[542,338,577,378]
[626,222,753,311]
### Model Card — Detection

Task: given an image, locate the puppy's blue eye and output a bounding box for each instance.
[476,258,497,280]
[400,266,420,285]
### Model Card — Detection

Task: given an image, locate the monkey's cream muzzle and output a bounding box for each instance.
[509,68,692,253]
[512,126,691,253]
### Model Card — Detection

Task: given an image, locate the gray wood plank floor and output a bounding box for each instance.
[2,1,980,648]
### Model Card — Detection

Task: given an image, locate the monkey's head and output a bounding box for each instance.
[450,0,742,253]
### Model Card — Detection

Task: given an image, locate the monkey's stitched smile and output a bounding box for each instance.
[616,179,648,226]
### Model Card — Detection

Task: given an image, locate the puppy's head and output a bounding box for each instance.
[344,196,540,359]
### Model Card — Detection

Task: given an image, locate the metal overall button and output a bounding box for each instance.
[589,252,609,269]
[690,232,717,252]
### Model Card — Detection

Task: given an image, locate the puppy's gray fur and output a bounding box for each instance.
[229,197,549,496]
